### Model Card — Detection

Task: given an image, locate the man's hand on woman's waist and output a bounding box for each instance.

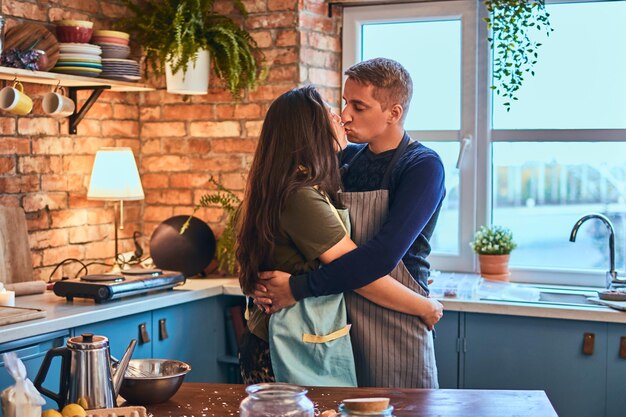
[256,270,297,313]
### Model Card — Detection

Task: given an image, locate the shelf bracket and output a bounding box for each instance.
[67,86,111,135]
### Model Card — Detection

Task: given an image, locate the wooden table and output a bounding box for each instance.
[146,383,558,416]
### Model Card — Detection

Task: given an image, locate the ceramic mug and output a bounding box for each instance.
[42,88,75,118]
[0,82,33,116]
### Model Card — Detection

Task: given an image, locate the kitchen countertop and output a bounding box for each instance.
[146,382,558,417]
[1,277,626,345]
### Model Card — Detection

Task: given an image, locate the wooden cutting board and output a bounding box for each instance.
[0,206,34,284]
[0,306,45,326]
[4,23,60,71]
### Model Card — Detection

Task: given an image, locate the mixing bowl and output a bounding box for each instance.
[120,359,191,405]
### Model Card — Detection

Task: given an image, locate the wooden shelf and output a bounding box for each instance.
[0,66,153,92]
[0,66,154,134]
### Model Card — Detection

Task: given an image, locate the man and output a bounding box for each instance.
[258,58,445,388]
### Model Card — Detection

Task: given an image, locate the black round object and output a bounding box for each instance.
[149,215,216,277]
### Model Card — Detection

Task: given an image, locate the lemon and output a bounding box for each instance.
[76,397,88,410]
[42,410,63,417]
[61,403,86,417]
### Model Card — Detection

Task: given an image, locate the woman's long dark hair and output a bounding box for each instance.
[236,85,342,295]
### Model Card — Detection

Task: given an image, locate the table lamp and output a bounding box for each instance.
[87,147,144,266]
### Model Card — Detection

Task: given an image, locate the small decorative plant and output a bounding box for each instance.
[0,48,42,71]
[470,225,517,255]
[484,0,554,112]
[180,177,240,275]
[118,0,262,97]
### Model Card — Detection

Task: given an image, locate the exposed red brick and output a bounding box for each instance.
[189,121,241,138]
[0,118,17,136]
[268,0,298,11]
[17,118,60,136]
[72,137,116,154]
[101,120,139,138]
[247,13,297,30]
[142,173,170,189]
[300,12,334,33]
[141,122,186,138]
[169,173,215,189]
[267,65,300,82]
[307,32,341,52]
[211,138,258,153]
[141,155,190,173]
[221,172,247,190]
[42,174,83,192]
[189,156,243,172]
[63,155,94,174]
[32,137,73,154]
[145,189,192,205]
[0,175,39,193]
[140,106,161,121]
[86,102,114,119]
[251,31,273,49]
[216,103,263,120]
[51,210,88,228]
[162,105,215,121]
[29,229,69,250]
[23,192,67,212]
[42,245,85,266]
[3,1,47,20]
[276,30,298,47]
[144,206,174,222]
[162,138,211,154]
[245,121,264,137]
[69,225,109,244]
[0,157,16,174]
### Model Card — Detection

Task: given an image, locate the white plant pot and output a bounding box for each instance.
[165,49,210,95]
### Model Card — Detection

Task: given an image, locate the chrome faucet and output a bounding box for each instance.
[570,213,621,288]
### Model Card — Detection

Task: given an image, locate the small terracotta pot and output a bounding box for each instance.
[479,254,510,281]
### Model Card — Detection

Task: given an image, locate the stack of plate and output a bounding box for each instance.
[100,58,141,82]
[52,43,102,77]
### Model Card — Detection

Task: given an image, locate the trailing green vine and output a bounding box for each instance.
[484,0,553,111]
[181,177,241,275]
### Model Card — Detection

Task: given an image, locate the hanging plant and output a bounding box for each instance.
[484,0,554,111]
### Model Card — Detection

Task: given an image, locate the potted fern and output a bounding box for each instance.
[181,177,240,275]
[118,0,262,96]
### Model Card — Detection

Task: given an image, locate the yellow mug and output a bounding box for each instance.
[0,82,33,116]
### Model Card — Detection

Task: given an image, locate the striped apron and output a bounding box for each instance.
[341,135,438,388]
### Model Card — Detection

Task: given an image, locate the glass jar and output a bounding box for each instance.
[338,404,394,417]
[240,383,314,417]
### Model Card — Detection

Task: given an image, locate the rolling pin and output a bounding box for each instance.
[5,280,47,296]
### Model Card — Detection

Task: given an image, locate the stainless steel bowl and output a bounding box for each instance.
[120,359,191,405]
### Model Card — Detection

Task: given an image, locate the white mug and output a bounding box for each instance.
[43,90,75,118]
[0,82,33,116]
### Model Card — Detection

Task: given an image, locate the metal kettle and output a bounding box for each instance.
[34,333,136,409]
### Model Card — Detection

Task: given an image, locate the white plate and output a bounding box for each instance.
[59,43,102,54]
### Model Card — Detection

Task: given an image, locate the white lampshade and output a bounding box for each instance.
[87,147,144,201]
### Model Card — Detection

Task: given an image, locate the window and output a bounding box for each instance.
[343,0,626,286]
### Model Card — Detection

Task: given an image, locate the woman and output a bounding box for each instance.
[236,85,442,385]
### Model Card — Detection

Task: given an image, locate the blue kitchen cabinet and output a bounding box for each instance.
[606,323,626,417]
[0,330,69,414]
[434,311,460,388]
[463,313,607,417]
[151,297,226,382]
[73,312,153,360]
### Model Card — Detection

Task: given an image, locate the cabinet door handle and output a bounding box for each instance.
[583,332,595,355]
[139,323,150,344]
[619,337,626,359]
[159,319,169,341]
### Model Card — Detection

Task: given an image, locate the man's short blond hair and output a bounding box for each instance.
[345,58,413,123]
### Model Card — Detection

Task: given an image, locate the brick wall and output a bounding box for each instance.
[0,0,341,281]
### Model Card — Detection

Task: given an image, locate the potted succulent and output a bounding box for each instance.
[470,225,517,281]
[118,0,262,96]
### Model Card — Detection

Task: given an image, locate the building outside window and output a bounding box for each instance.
[342,0,626,286]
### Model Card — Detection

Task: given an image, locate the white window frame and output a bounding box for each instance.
[342,0,626,287]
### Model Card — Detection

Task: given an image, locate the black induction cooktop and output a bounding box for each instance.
[53,269,186,303]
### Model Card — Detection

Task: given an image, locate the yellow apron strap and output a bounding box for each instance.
[302,324,351,344]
